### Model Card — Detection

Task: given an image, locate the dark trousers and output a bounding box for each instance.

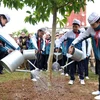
[0,51,8,73]
[95,59,99,75]
[29,60,36,70]
[61,55,69,74]
[69,59,84,80]
[84,57,89,77]
[44,54,49,70]
[36,53,45,70]
[95,59,100,91]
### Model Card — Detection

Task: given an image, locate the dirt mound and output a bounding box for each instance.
[0,75,97,100]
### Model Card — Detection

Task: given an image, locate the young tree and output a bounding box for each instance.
[1,0,94,85]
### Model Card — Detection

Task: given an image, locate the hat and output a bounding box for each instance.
[0,14,10,22]
[73,19,81,26]
[59,30,64,35]
[39,28,46,32]
[46,31,50,35]
[88,12,100,24]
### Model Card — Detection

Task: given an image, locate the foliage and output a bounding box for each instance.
[12,28,29,37]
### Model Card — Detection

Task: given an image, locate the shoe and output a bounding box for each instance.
[85,76,89,79]
[31,78,37,82]
[68,80,74,85]
[92,91,100,95]
[61,73,64,75]
[94,95,100,100]
[0,72,3,74]
[80,80,85,85]
[65,73,69,76]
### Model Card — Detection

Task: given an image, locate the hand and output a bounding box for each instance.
[7,49,13,54]
[0,43,3,46]
[35,50,38,53]
[68,45,74,54]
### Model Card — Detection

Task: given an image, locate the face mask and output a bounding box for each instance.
[94,25,100,31]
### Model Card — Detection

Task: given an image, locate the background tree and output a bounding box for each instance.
[1,0,94,85]
[12,28,29,37]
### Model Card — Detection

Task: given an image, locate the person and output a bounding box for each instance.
[80,28,92,79]
[58,30,68,76]
[54,32,62,66]
[17,31,28,69]
[0,13,12,74]
[56,19,86,85]
[18,31,28,51]
[44,31,51,70]
[31,28,45,70]
[68,12,100,100]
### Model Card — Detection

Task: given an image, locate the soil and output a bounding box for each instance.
[0,73,98,100]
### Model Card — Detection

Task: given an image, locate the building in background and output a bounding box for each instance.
[65,7,86,28]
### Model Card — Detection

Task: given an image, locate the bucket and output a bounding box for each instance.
[0,50,25,72]
[67,48,84,61]
[23,50,37,60]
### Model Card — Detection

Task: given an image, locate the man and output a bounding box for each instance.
[56,19,86,85]
[68,12,100,100]
[80,28,92,79]
[0,13,11,74]
[18,31,28,51]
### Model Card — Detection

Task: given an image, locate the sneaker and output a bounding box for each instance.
[94,95,100,100]
[92,91,100,95]
[61,73,64,75]
[31,78,37,82]
[65,73,69,76]
[85,76,89,79]
[68,80,74,85]
[80,80,85,85]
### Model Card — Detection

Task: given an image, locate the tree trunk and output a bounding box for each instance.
[47,7,57,86]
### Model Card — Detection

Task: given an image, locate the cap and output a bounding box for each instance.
[88,12,100,24]
[38,28,46,32]
[0,14,10,22]
[73,19,81,26]
[59,30,64,35]
[46,31,50,35]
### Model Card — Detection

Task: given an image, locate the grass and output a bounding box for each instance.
[0,67,98,83]
[0,69,30,83]
[89,68,98,81]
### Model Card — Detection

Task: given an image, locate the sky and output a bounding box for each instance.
[0,0,100,34]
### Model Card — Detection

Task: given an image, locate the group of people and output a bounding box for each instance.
[14,19,93,85]
[0,12,100,99]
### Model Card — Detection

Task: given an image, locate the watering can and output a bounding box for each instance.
[16,60,40,81]
[23,49,37,60]
[52,52,62,71]
[67,47,85,61]
[0,50,25,72]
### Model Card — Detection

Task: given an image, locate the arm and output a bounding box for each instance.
[82,40,86,59]
[86,38,92,57]
[72,27,91,45]
[55,32,68,48]
[69,27,91,54]
[42,38,45,51]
